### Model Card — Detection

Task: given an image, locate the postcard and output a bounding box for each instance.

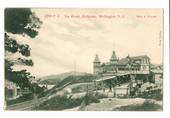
[4,8,163,111]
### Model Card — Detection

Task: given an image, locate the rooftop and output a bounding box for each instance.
[118,55,150,65]
[94,54,100,63]
[110,51,118,61]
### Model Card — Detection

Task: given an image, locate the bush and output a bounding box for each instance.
[83,92,100,105]
[94,91,108,99]
[37,95,84,110]
[113,99,162,111]
[137,89,163,100]
[142,99,161,110]
[37,91,104,110]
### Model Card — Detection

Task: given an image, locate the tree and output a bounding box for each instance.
[5,8,42,91]
[5,8,41,38]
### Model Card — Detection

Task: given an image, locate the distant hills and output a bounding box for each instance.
[38,71,97,85]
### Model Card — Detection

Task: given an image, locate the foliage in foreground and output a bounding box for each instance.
[113,100,162,111]
[137,89,163,101]
[38,95,82,110]
[5,8,42,92]
[37,92,102,110]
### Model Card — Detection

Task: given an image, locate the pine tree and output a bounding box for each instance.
[5,8,42,92]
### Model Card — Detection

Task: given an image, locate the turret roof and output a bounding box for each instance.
[110,51,117,61]
[94,54,100,62]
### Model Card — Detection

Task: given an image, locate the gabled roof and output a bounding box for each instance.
[118,57,129,65]
[131,55,150,60]
[118,55,149,65]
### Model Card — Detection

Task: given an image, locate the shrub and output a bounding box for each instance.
[94,91,108,99]
[37,95,83,110]
[83,92,100,105]
[137,89,163,100]
[113,99,162,111]
[37,91,105,110]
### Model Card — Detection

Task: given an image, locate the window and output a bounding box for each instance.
[143,66,146,70]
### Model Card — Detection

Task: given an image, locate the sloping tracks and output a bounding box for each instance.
[6,82,72,110]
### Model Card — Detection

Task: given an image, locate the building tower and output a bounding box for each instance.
[109,50,118,73]
[93,54,101,74]
[110,50,118,64]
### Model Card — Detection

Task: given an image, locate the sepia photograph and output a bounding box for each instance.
[4,8,163,111]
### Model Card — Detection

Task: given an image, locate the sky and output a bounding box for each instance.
[11,8,163,77]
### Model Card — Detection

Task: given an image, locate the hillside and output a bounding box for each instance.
[38,71,96,85]
[57,74,97,87]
